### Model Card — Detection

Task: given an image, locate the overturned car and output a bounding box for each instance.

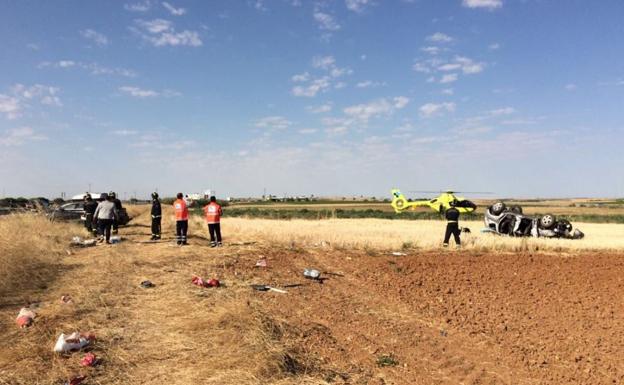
[484,202,584,239]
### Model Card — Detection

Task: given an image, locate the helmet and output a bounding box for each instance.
[151,192,159,199]
[109,191,116,199]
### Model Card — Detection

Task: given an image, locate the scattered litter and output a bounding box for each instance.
[230,241,257,246]
[53,332,95,353]
[70,236,97,248]
[65,375,87,385]
[255,257,268,268]
[61,295,73,304]
[303,268,321,280]
[391,251,407,256]
[16,307,36,328]
[140,280,155,288]
[461,227,471,233]
[191,275,220,288]
[163,268,176,273]
[251,284,287,293]
[110,235,122,244]
[79,352,98,367]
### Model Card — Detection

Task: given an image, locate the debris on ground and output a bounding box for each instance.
[53,332,95,353]
[61,295,73,304]
[391,251,407,256]
[191,275,220,288]
[110,235,122,244]
[140,280,155,288]
[303,268,321,280]
[250,284,287,293]
[79,352,98,367]
[70,236,97,248]
[16,307,36,328]
[255,257,268,268]
[65,375,87,385]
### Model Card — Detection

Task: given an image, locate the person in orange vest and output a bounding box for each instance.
[173,192,189,245]
[203,196,223,247]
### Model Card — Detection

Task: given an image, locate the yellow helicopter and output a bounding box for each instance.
[390,189,479,214]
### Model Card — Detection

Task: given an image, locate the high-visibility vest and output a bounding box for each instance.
[173,199,189,221]
[203,202,222,223]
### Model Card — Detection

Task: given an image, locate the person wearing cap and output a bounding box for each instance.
[109,191,123,235]
[93,193,118,244]
[443,200,461,247]
[173,192,189,245]
[203,196,223,247]
[150,192,162,241]
[83,193,98,236]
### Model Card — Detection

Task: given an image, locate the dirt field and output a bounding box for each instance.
[1,207,624,385]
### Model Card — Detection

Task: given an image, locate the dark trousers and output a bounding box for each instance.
[444,222,461,245]
[151,216,161,238]
[176,220,188,244]
[112,218,118,231]
[98,219,113,243]
[208,223,222,244]
[85,213,94,233]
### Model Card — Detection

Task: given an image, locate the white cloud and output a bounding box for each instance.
[427,32,453,43]
[440,73,458,84]
[0,95,21,119]
[343,96,409,123]
[0,127,47,146]
[356,80,387,88]
[488,43,500,50]
[298,128,318,135]
[119,86,180,98]
[306,103,333,113]
[255,116,292,131]
[441,88,454,95]
[133,19,202,47]
[162,2,186,15]
[292,76,331,97]
[438,63,461,71]
[124,0,153,12]
[421,46,443,55]
[455,56,485,74]
[565,83,577,91]
[489,107,515,116]
[81,29,109,46]
[39,60,136,77]
[419,102,456,118]
[312,55,336,70]
[345,0,374,13]
[414,55,485,80]
[113,129,139,136]
[291,72,310,82]
[313,12,340,31]
[462,0,502,10]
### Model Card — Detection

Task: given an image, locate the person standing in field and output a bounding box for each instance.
[93,193,118,244]
[443,200,461,247]
[110,191,123,235]
[150,192,161,241]
[203,196,223,247]
[173,192,189,245]
[83,193,98,236]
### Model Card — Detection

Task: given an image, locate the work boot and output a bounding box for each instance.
[210,242,216,248]
[112,229,118,235]
[217,242,223,247]
[443,243,449,247]
[154,235,161,240]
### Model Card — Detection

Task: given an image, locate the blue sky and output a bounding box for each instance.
[1,0,623,199]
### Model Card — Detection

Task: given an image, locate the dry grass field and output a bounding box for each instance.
[2,206,624,384]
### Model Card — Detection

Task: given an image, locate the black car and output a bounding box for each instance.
[49,201,130,225]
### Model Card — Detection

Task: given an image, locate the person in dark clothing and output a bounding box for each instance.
[110,191,123,234]
[83,193,98,236]
[443,201,461,247]
[150,192,162,240]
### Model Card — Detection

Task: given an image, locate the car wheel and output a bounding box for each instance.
[510,205,523,214]
[490,202,506,215]
[540,214,556,229]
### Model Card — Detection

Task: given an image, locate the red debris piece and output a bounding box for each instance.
[66,375,86,385]
[80,352,97,367]
[192,275,220,288]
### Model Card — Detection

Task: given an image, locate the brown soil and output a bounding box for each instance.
[1,208,623,385]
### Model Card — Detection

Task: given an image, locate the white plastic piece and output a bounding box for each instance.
[53,332,90,353]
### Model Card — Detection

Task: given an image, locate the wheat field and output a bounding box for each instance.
[195,217,624,252]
